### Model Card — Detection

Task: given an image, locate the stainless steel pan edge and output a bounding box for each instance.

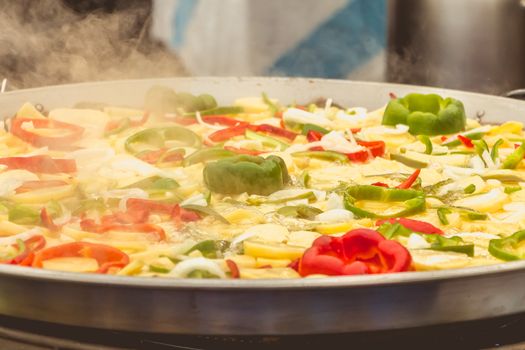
[1,77,525,334]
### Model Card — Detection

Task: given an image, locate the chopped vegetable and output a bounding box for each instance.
[344,185,426,219]
[382,93,466,135]
[298,229,412,276]
[0,156,76,173]
[11,118,84,149]
[203,155,290,195]
[32,242,130,273]
[489,230,525,261]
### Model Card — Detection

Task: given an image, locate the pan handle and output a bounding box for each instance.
[503,89,525,100]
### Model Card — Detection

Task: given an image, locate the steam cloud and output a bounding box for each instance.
[0,0,186,90]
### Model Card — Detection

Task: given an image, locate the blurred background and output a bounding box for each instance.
[1,0,524,94]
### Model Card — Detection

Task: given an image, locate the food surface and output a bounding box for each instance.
[1,87,525,279]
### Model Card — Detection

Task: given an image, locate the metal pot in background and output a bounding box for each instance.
[387,0,525,95]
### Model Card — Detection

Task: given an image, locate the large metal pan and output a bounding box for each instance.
[1,77,525,335]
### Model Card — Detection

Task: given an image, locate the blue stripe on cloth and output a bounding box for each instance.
[266,0,386,78]
[171,0,199,48]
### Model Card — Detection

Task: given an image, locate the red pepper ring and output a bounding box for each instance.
[3,235,47,266]
[298,229,412,277]
[11,118,84,149]
[0,155,77,174]
[356,140,385,158]
[32,242,130,274]
[208,124,296,143]
[376,218,444,235]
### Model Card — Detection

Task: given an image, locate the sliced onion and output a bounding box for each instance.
[283,108,332,127]
[0,228,42,246]
[407,233,431,249]
[195,111,225,130]
[180,194,208,207]
[326,192,344,210]
[315,209,354,223]
[170,258,226,278]
[0,170,39,197]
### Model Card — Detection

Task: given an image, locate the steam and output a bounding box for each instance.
[0,0,186,90]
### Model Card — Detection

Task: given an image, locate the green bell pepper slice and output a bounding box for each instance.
[203,155,290,196]
[490,139,504,162]
[183,106,244,117]
[180,204,229,224]
[343,185,426,219]
[292,151,349,163]
[277,205,322,220]
[186,240,231,259]
[125,176,179,193]
[8,205,40,225]
[390,153,428,169]
[442,131,485,148]
[125,126,201,154]
[425,234,474,257]
[261,92,279,115]
[489,230,525,261]
[382,93,466,136]
[437,207,452,225]
[418,135,433,155]
[463,184,476,194]
[504,186,522,194]
[502,142,525,169]
[245,129,289,151]
[301,123,329,135]
[182,148,236,167]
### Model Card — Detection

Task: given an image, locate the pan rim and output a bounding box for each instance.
[1,76,525,290]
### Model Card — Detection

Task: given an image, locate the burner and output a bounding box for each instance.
[1,313,525,349]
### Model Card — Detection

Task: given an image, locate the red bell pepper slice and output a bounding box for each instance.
[376,218,443,235]
[80,219,167,241]
[202,116,249,127]
[225,259,240,278]
[11,118,84,149]
[136,148,185,164]
[15,180,68,194]
[457,135,474,148]
[371,182,389,188]
[32,242,130,273]
[298,228,412,276]
[254,124,297,141]
[208,125,250,142]
[357,140,385,158]
[2,235,46,266]
[40,208,62,231]
[0,155,77,173]
[307,138,385,163]
[396,169,421,189]
[126,198,200,222]
[307,130,323,142]
[208,123,296,143]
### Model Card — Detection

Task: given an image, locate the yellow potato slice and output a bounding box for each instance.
[42,257,99,272]
[243,240,304,260]
[10,185,75,204]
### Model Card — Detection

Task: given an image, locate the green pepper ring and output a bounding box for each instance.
[488,230,525,261]
[125,126,202,154]
[382,93,466,136]
[343,185,426,219]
